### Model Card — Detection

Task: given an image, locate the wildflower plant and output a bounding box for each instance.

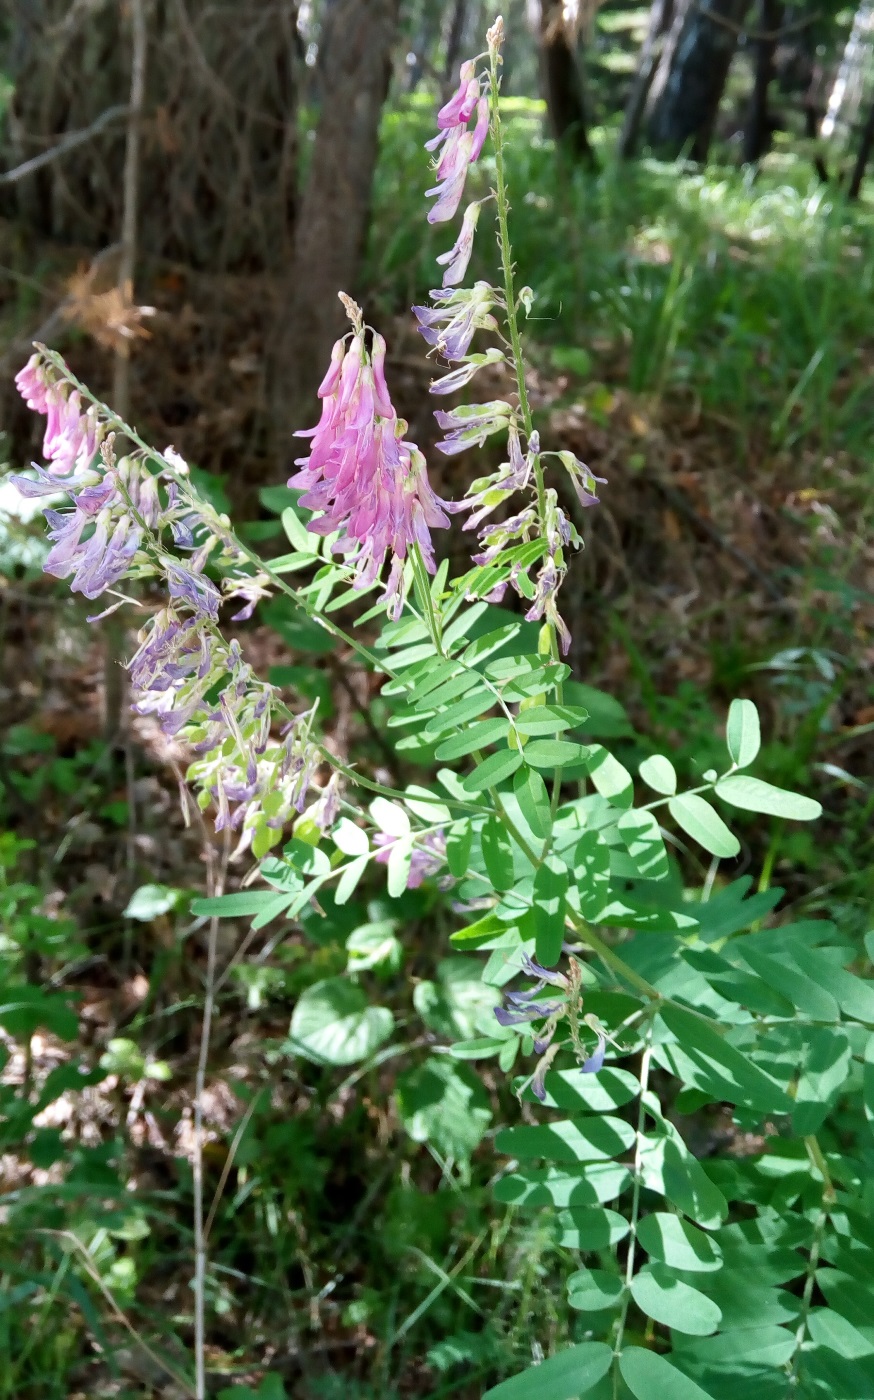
[11,16,874,1400]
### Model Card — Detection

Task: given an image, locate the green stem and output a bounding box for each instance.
[613,1033,653,1389]
[788,1136,835,1387]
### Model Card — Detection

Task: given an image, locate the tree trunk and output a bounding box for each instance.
[539,0,598,167]
[443,0,470,85]
[271,0,400,453]
[618,0,674,158]
[645,0,750,160]
[742,0,780,161]
[848,94,874,195]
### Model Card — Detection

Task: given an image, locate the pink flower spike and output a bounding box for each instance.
[437,201,482,287]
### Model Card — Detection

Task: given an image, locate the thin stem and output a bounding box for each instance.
[788,1136,836,1389]
[113,0,147,426]
[192,833,228,1400]
[613,1034,653,1388]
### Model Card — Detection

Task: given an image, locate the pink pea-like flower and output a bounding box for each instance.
[289,306,451,620]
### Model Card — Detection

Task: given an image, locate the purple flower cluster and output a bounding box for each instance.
[290,309,451,619]
[426,62,489,232]
[130,607,318,856]
[494,954,606,1100]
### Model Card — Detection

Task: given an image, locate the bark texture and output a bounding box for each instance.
[272,0,400,451]
[645,0,749,160]
[539,0,598,167]
[618,0,674,158]
[742,0,781,162]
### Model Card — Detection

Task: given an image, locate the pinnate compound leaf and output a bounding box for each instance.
[482,1342,613,1400]
[619,1347,718,1400]
[639,754,677,795]
[726,698,760,768]
[532,856,569,967]
[289,979,393,1066]
[496,1116,635,1163]
[630,1264,722,1335]
[463,749,523,791]
[714,774,821,820]
[667,795,739,858]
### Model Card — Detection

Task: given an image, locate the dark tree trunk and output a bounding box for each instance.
[618,0,674,158]
[271,0,400,453]
[539,0,598,168]
[742,0,780,161]
[849,95,874,196]
[443,0,470,85]
[645,0,750,160]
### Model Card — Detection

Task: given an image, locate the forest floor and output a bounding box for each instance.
[0,115,873,1397]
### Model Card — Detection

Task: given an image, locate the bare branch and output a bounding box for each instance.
[0,104,130,186]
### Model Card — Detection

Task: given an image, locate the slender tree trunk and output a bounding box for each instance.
[645,0,750,160]
[272,0,400,451]
[848,94,874,195]
[742,0,780,161]
[618,0,674,158]
[539,0,598,167]
[443,0,470,85]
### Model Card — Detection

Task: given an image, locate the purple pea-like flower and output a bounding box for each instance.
[581,1032,607,1075]
[413,283,498,364]
[374,828,447,889]
[425,62,489,226]
[437,201,483,287]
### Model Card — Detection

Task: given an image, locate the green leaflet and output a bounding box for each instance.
[616,809,669,881]
[523,738,590,769]
[639,753,678,795]
[435,717,510,760]
[495,1115,636,1163]
[525,1066,640,1114]
[481,818,516,893]
[463,749,523,791]
[639,1134,727,1230]
[445,820,473,878]
[422,688,496,736]
[513,765,552,840]
[531,856,569,967]
[567,1267,625,1310]
[714,773,821,821]
[656,1005,792,1113]
[560,1208,631,1250]
[629,1264,722,1335]
[668,794,740,858]
[725,698,761,768]
[586,744,634,807]
[493,1162,633,1208]
[482,1342,613,1400]
[636,1213,724,1273]
[619,1347,717,1400]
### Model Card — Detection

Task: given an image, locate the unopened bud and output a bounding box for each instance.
[487,15,505,56]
